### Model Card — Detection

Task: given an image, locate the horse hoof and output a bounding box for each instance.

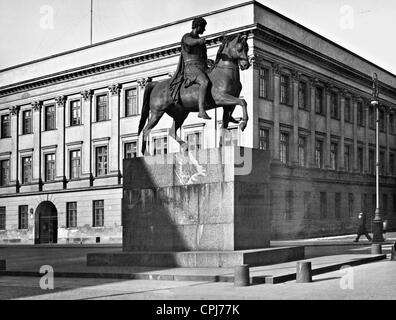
[228,116,239,124]
[239,121,247,132]
[198,112,212,120]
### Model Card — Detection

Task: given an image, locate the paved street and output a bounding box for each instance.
[0,259,395,300]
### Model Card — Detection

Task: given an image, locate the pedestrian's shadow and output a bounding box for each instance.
[312,276,340,283]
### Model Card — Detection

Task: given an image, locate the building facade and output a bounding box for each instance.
[0,1,395,243]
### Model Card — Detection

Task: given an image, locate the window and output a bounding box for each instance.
[22,110,32,134]
[380,151,385,175]
[124,141,138,159]
[369,149,375,175]
[0,207,5,230]
[315,87,324,115]
[320,192,327,219]
[18,205,28,229]
[382,194,388,217]
[361,193,368,213]
[345,97,352,123]
[357,101,364,126]
[372,194,376,215]
[93,200,104,227]
[330,91,339,119]
[390,153,395,176]
[304,191,311,219]
[348,193,354,217]
[70,100,81,126]
[335,193,341,219]
[125,88,138,116]
[344,145,351,172]
[394,194,396,216]
[357,147,364,173]
[298,81,308,110]
[315,140,323,168]
[45,153,56,182]
[280,75,290,104]
[298,136,307,167]
[285,190,293,220]
[280,132,289,164]
[186,132,202,152]
[379,109,385,132]
[70,150,81,179]
[22,156,32,184]
[259,67,270,99]
[330,143,338,170]
[0,159,10,186]
[221,128,238,147]
[95,146,108,176]
[259,128,269,150]
[66,202,77,228]
[390,113,395,135]
[369,105,375,129]
[153,137,168,155]
[45,105,56,130]
[1,114,10,138]
[96,94,108,122]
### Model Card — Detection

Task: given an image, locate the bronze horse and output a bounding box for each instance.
[138,34,251,155]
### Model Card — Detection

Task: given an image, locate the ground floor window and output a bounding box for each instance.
[18,205,28,229]
[66,202,77,228]
[0,207,5,230]
[93,200,104,227]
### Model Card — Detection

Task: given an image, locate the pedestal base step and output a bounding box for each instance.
[87,246,304,268]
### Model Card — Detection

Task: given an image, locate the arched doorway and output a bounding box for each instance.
[35,201,58,244]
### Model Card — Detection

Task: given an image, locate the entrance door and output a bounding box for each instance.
[35,201,58,244]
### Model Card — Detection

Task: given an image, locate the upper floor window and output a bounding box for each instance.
[22,110,32,134]
[380,151,385,175]
[259,128,270,150]
[186,132,202,152]
[95,146,108,177]
[280,132,289,164]
[280,75,290,105]
[22,156,32,184]
[0,207,5,230]
[0,159,10,186]
[357,101,364,127]
[45,105,56,130]
[124,141,138,159]
[369,105,375,129]
[390,113,395,135]
[315,87,324,115]
[344,97,352,123]
[315,140,324,168]
[1,114,10,138]
[153,137,168,155]
[330,91,339,119]
[45,153,56,182]
[70,150,81,179]
[298,136,307,167]
[330,142,338,170]
[298,81,308,110]
[390,153,395,176]
[369,149,375,175]
[96,94,108,122]
[125,88,138,116]
[70,100,81,126]
[379,109,385,132]
[357,147,364,173]
[344,144,351,172]
[259,67,270,99]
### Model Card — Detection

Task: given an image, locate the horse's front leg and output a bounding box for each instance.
[214,93,248,131]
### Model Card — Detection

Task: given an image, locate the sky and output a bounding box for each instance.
[0,0,395,74]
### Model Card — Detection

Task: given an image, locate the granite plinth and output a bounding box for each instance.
[87,246,305,268]
[122,147,272,252]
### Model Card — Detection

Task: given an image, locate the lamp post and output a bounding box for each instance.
[371,73,384,243]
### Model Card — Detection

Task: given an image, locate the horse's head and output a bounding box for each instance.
[216,34,250,70]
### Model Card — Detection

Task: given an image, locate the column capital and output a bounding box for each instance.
[137,77,152,88]
[108,83,122,95]
[9,105,19,115]
[340,89,349,99]
[31,101,42,111]
[291,70,301,82]
[81,90,93,101]
[272,62,281,76]
[309,77,320,87]
[55,95,67,107]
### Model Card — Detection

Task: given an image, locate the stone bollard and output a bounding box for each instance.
[371,243,382,254]
[0,260,5,271]
[296,261,312,283]
[234,264,250,287]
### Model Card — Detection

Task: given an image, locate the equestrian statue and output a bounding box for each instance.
[138,17,251,155]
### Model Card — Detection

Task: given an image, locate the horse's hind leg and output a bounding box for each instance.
[141,110,165,155]
[169,109,189,151]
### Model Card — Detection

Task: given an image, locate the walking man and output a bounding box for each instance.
[354,212,372,242]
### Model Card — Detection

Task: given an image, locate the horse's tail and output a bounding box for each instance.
[138,82,155,135]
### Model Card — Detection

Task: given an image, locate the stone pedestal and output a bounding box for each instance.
[88,147,304,267]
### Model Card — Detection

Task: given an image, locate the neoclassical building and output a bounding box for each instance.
[0,1,395,244]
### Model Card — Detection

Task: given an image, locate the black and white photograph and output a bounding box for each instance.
[0,0,395,308]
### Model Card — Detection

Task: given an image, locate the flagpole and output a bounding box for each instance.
[90,0,93,45]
